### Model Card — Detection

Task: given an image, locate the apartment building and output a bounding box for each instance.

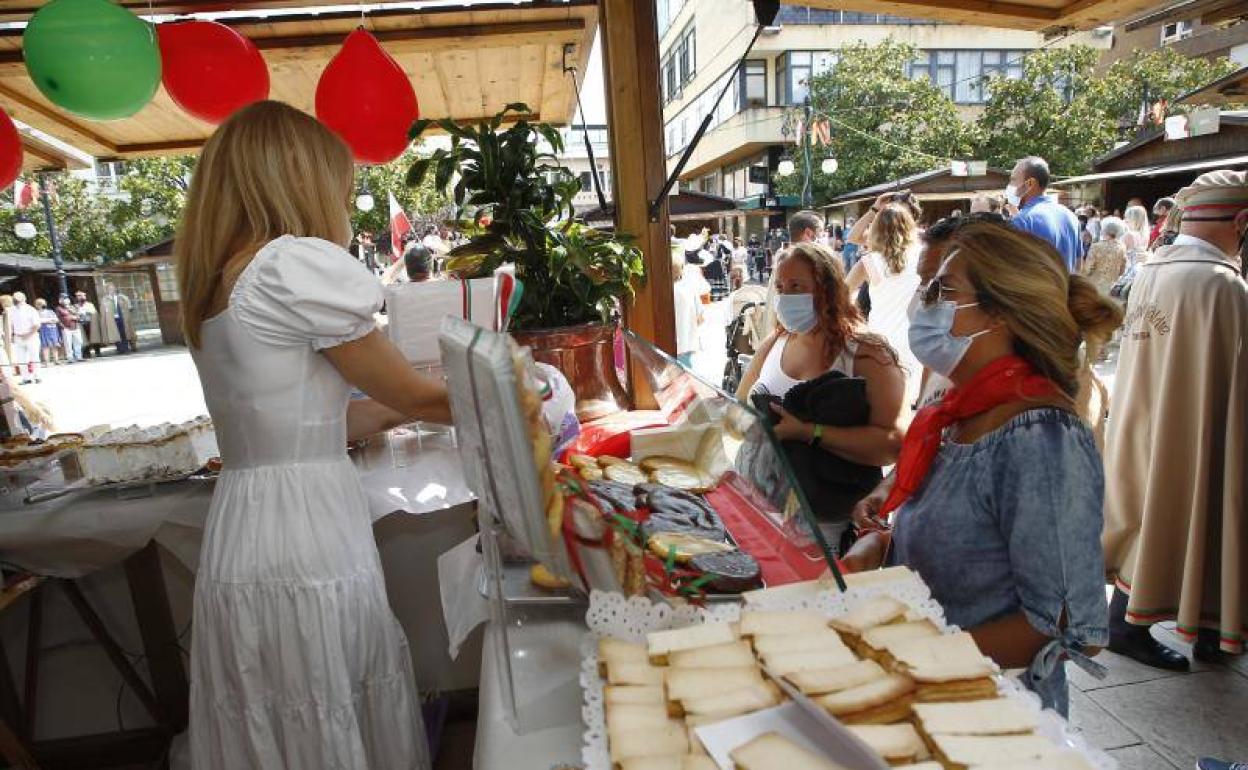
[1099,0,1248,69]
[657,0,1107,237]
[557,124,613,215]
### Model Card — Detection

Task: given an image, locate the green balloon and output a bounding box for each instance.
[23,0,161,121]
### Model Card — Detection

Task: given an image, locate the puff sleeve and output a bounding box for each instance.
[233,236,383,350]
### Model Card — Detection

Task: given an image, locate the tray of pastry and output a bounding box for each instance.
[580,591,1115,770]
[566,452,763,600]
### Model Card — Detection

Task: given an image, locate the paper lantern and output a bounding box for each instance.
[0,111,21,190]
[23,0,161,120]
[315,29,419,164]
[158,21,269,124]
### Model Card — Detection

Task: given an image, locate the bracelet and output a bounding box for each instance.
[809,423,824,447]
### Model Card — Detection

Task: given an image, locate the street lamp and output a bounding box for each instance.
[13,216,35,240]
[821,158,839,175]
[776,160,796,177]
[355,178,375,212]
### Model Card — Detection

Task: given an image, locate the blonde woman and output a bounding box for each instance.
[1081,216,1128,297]
[1123,204,1151,263]
[177,101,449,769]
[845,222,1122,716]
[846,203,921,405]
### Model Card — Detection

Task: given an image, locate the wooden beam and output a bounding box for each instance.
[798,0,1060,24]
[0,0,597,23]
[123,543,189,732]
[601,0,675,375]
[0,84,116,157]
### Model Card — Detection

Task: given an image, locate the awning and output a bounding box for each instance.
[0,1,597,160]
[1053,154,1248,186]
[0,253,94,273]
[1177,66,1248,106]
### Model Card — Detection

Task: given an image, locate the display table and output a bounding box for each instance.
[473,572,587,770]
[0,426,480,761]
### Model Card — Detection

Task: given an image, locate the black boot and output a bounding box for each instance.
[1194,628,1233,665]
[1107,588,1190,671]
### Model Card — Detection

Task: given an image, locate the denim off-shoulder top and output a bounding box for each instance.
[888,407,1110,716]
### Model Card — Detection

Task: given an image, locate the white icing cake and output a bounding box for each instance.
[77,416,217,484]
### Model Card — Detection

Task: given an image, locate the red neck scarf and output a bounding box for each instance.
[880,355,1059,517]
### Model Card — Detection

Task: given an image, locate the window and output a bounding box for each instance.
[771,51,836,105]
[1161,19,1196,44]
[578,171,593,191]
[657,0,686,38]
[739,59,767,108]
[774,7,932,24]
[661,23,696,103]
[910,49,1028,104]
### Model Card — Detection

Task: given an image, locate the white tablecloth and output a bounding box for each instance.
[0,427,475,578]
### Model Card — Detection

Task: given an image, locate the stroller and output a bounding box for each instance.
[722,284,771,393]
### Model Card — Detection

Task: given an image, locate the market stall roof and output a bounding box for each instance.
[19,127,89,171]
[0,252,94,273]
[1051,154,1248,186]
[1177,66,1248,107]
[823,165,1010,209]
[581,189,739,227]
[797,0,1164,33]
[0,0,596,160]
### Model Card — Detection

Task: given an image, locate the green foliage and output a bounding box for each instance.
[352,150,451,237]
[777,40,980,202]
[779,41,1238,203]
[976,47,1238,175]
[408,104,645,330]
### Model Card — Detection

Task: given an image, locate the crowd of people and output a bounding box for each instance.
[0,286,139,384]
[677,156,1247,737]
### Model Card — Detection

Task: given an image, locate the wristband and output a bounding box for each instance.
[809,423,824,447]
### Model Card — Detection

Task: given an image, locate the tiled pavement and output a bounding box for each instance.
[1066,623,1248,769]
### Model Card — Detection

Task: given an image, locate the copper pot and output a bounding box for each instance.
[511,323,630,423]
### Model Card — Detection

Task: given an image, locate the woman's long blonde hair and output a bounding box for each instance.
[1123,205,1150,245]
[867,203,916,275]
[177,100,355,347]
[948,222,1122,398]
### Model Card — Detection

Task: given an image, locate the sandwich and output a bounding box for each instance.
[815,673,916,724]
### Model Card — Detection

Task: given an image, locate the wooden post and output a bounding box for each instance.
[600,0,675,389]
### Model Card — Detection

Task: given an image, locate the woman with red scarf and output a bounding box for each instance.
[842,222,1122,716]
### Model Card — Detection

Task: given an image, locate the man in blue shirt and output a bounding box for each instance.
[1006,156,1082,272]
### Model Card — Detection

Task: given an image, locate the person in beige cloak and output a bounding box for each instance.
[98,282,137,354]
[1102,170,1248,670]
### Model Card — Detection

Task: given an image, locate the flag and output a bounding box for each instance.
[13,179,36,209]
[388,192,411,263]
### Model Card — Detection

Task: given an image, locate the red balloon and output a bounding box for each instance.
[316,28,419,164]
[158,21,269,125]
[0,111,21,190]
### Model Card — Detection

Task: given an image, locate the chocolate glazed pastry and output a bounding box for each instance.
[641,512,723,542]
[647,489,726,539]
[689,550,762,593]
[587,480,641,514]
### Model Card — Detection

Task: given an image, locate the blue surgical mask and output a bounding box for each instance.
[908,299,994,377]
[775,293,818,334]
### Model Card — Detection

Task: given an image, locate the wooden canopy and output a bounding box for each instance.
[0,0,596,161]
[799,0,1165,34]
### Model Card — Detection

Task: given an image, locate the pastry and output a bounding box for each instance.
[847,724,928,764]
[639,455,696,473]
[646,622,737,662]
[752,629,848,657]
[785,659,888,696]
[599,637,650,677]
[664,666,762,701]
[729,732,843,770]
[759,647,858,675]
[568,454,599,470]
[578,465,604,481]
[651,466,715,493]
[687,551,762,593]
[667,640,755,669]
[608,661,665,686]
[609,723,689,764]
[829,595,910,636]
[587,480,642,514]
[860,619,941,659]
[597,455,632,467]
[816,672,916,724]
[912,699,1037,736]
[646,532,734,563]
[605,463,649,485]
[619,757,718,770]
[740,609,829,637]
[605,685,665,706]
[928,734,1061,767]
[606,703,672,731]
[680,680,781,718]
[529,563,570,590]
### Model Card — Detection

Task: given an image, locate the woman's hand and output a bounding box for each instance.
[840,530,889,573]
[851,491,890,533]
[769,403,811,443]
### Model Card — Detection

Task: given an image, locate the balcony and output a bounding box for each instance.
[668,106,793,181]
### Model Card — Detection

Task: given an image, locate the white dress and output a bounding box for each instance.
[188,236,429,770]
[863,249,921,403]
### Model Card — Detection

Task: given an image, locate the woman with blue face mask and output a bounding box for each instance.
[843,222,1123,716]
[735,242,906,472]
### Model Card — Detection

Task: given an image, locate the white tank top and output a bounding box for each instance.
[752,334,856,399]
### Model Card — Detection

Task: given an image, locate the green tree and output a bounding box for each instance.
[0,174,119,263]
[977,46,1238,175]
[352,150,451,239]
[777,39,979,203]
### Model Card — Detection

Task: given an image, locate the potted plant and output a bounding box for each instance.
[407,103,646,420]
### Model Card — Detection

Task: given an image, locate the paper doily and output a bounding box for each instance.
[580,584,1116,770]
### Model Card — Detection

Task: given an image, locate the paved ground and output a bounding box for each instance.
[23,316,1248,768]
